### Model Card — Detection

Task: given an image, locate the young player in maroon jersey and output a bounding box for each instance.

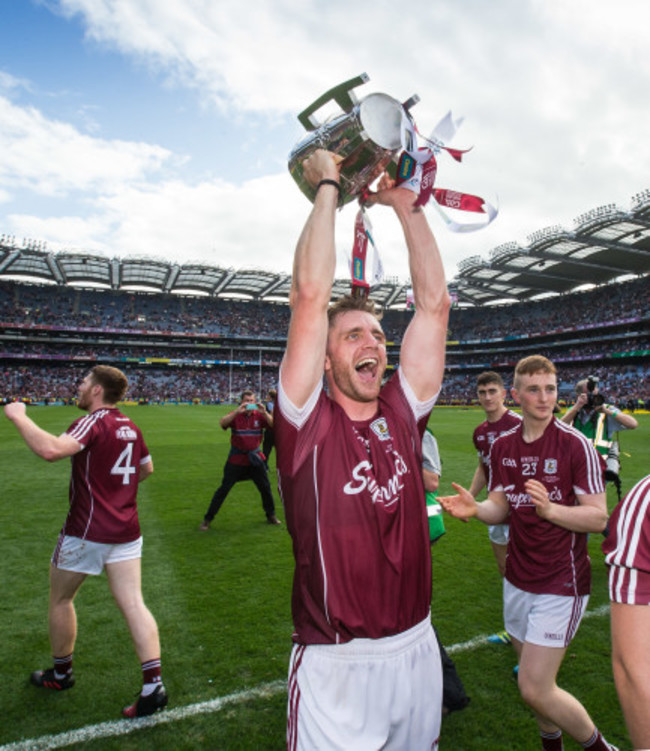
[469,371,522,644]
[4,366,167,718]
[603,473,650,750]
[439,356,618,751]
[275,149,450,750]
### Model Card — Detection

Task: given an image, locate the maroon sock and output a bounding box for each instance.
[580,729,612,751]
[541,730,563,751]
[53,653,73,678]
[141,658,162,694]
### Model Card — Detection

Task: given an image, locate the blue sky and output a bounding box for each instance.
[2,0,650,285]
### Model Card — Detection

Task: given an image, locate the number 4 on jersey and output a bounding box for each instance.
[111,443,137,485]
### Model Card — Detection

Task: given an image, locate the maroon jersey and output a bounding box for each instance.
[488,418,604,596]
[473,409,522,481]
[603,474,650,575]
[63,408,151,544]
[275,371,433,645]
[227,409,270,466]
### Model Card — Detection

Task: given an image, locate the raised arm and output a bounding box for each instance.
[220,403,246,430]
[262,405,274,429]
[281,150,341,409]
[367,180,450,401]
[602,403,638,430]
[560,392,586,424]
[4,402,82,462]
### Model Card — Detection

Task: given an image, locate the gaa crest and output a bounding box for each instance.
[370,417,391,441]
[544,458,558,475]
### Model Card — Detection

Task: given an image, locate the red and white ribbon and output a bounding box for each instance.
[351,105,497,295]
[350,208,383,297]
[395,112,498,231]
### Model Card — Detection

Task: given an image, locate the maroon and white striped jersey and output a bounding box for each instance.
[62,408,151,544]
[603,474,650,576]
[489,418,605,597]
[275,371,434,645]
[473,409,522,481]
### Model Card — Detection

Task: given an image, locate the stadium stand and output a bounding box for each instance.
[2,188,649,406]
[1,274,648,407]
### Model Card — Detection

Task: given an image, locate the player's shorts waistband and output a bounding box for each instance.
[309,615,433,660]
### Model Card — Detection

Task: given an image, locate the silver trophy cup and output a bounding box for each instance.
[288,73,419,206]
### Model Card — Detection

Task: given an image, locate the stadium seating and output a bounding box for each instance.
[1,277,648,406]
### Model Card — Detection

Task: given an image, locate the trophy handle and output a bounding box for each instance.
[384,95,420,180]
[402,95,420,112]
[298,73,370,131]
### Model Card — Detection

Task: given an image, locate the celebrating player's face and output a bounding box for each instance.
[325,311,387,403]
[77,374,94,410]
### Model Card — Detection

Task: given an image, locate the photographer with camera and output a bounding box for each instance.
[561,377,638,498]
[199,389,281,529]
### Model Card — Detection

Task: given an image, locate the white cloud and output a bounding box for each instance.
[3,0,650,289]
[0,96,173,197]
[96,173,308,269]
[0,70,31,94]
[6,212,113,254]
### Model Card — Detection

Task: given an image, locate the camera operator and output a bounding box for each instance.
[561,376,638,498]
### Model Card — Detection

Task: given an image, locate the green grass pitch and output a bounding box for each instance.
[0,405,647,750]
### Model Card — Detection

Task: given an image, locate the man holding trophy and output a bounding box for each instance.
[274,147,450,749]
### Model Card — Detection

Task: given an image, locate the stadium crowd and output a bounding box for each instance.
[1,276,648,406]
[438,364,649,409]
[3,364,278,405]
[1,275,648,342]
[0,282,290,338]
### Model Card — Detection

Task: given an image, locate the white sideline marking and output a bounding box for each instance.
[446,603,609,654]
[0,681,286,751]
[1,605,610,750]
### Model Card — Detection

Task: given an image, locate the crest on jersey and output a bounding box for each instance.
[544,458,558,475]
[370,417,391,441]
[116,426,137,441]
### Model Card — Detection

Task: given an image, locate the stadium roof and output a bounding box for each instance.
[452,188,650,305]
[2,189,649,308]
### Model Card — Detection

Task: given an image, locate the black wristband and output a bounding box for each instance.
[316,179,341,195]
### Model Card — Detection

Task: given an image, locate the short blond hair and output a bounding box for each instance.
[327,295,382,328]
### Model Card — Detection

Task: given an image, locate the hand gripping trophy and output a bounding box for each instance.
[288,73,497,296]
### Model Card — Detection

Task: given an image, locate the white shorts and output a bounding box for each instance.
[503,579,588,648]
[287,616,442,751]
[488,523,509,546]
[52,535,143,575]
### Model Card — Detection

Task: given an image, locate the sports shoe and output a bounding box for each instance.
[122,684,168,718]
[513,664,519,678]
[198,520,210,531]
[30,668,75,691]
[267,515,282,525]
[487,630,511,644]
